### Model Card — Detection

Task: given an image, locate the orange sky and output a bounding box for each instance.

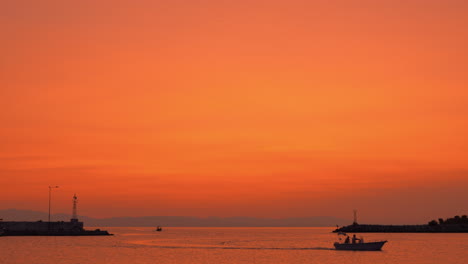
[1,0,467,224]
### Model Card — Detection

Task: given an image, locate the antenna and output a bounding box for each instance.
[72,194,78,221]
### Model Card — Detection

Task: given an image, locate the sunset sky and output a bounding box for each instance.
[1,0,467,224]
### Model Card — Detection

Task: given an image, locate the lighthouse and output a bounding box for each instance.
[71,194,78,222]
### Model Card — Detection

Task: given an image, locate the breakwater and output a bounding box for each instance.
[334,224,468,233]
[0,220,112,236]
[334,215,468,233]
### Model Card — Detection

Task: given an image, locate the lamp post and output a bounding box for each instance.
[48,186,59,223]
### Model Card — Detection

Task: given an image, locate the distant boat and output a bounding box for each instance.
[156,226,162,232]
[334,241,387,251]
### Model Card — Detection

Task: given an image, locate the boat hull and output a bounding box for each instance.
[334,241,387,251]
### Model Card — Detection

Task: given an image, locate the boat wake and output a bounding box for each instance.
[128,241,333,250]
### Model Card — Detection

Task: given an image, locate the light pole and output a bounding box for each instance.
[48,186,59,223]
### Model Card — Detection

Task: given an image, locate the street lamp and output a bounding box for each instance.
[48,186,59,223]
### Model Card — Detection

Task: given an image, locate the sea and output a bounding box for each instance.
[1,227,467,264]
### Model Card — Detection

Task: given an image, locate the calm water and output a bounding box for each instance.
[1,227,467,264]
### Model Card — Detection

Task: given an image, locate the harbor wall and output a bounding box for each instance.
[0,220,110,235]
[0,220,83,232]
[334,224,468,233]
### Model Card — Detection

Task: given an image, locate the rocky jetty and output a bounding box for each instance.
[334,215,468,233]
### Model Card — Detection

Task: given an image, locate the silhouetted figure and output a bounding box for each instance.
[352,234,357,244]
[344,236,350,244]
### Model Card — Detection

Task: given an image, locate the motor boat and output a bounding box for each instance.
[334,240,387,251]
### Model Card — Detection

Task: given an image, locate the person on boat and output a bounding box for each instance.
[352,234,358,244]
[344,236,350,244]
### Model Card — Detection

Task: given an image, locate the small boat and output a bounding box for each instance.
[334,240,387,251]
[155,226,162,232]
[334,233,387,251]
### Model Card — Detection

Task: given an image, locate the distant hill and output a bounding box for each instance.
[0,209,349,227]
